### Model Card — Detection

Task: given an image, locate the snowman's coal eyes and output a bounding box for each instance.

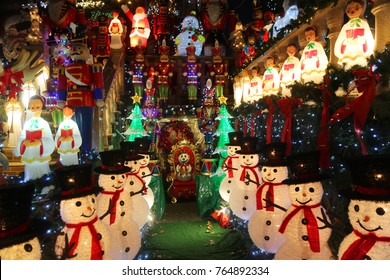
[273,169,278,173]
[243,156,246,159]
[91,198,95,204]
[24,244,33,252]
[125,161,129,165]
[376,207,385,216]
[295,187,300,192]
[134,161,137,165]
[111,176,115,180]
[263,168,267,172]
[250,156,254,159]
[122,175,125,179]
[75,201,82,207]
[354,204,360,212]
[309,187,315,193]
[234,147,238,151]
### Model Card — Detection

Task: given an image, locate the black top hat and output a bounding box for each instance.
[94,150,131,174]
[260,142,287,166]
[134,137,153,155]
[343,154,390,201]
[52,164,102,201]
[283,150,329,185]
[0,181,48,250]
[120,141,144,161]
[236,136,260,154]
[225,131,244,146]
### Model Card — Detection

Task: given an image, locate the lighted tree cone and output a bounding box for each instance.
[275,151,333,260]
[229,137,262,221]
[338,155,390,260]
[54,165,111,260]
[13,96,55,182]
[334,0,374,70]
[248,143,291,254]
[124,101,147,142]
[55,105,82,166]
[4,97,23,148]
[300,27,328,84]
[95,150,141,260]
[219,132,243,202]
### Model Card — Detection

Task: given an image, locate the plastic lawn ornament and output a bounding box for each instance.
[95,150,141,260]
[175,12,205,56]
[262,56,280,96]
[183,42,201,102]
[233,76,243,107]
[55,105,82,166]
[121,4,151,48]
[13,95,54,182]
[249,66,263,102]
[240,69,251,103]
[4,97,23,147]
[155,39,174,107]
[272,1,299,39]
[280,44,301,97]
[108,11,124,49]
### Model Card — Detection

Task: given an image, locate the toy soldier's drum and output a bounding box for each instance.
[201,157,218,176]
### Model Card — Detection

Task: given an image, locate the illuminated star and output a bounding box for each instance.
[131,95,142,104]
[218,95,228,105]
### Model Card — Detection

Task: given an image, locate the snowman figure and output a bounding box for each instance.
[0,181,47,260]
[175,12,205,56]
[248,142,291,254]
[229,137,262,221]
[134,137,153,187]
[275,151,333,260]
[54,164,111,260]
[175,150,193,181]
[338,154,390,260]
[95,150,141,260]
[121,141,150,229]
[219,131,243,202]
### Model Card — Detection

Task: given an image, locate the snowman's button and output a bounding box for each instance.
[228,180,231,183]
[227,190,230,193]
[242,207,247,211]
[302,235,308,241]
[120,200,125,206]
[266,220,271,226]
[142,172,145,176]
[130,181,134,185]
[97,233,102,240]
[121,212,125,216]
[122,231,127,236]
[301,218,308,225]
[244,196,249,200]
[125,247,130,253]
[264,236,270,241]
[245,182,250,185]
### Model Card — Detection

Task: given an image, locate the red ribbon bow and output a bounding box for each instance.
[65,216,103,260]
[101,188,124,225]
[329,68,380,155]
[0,67,24,99]
[279,203,322,252]
[341,230,390,260]
[256,182,283,211]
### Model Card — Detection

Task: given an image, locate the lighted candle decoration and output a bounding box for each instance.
[262,56,280,96]
[334,0,374,70]
[108,11,123,49]
[233,75,243,107]
[250,66,263,102]
[240,69,251,104]
[55,105,82,167]
[279,43,301,97]
[300,26,328,84]
[13,95,54,182]
[121,4,151,48]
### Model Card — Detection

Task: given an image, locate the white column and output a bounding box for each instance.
[371,0,390,52]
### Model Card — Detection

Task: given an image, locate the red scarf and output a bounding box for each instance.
[341,230,390,260]
[256,182,283,211]
[239,165,260,185]
[101,188,124,225]
[223,156,238,178]
[65,216,103,260]
[279,203,321,252]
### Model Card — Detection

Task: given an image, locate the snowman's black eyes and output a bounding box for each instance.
[234,147,238,151]
[263,168,267,172]
[354,204,360,212]
[309,187,314,193]
[91,197,95,203]
[75,201,82,207]
[273,169,278,173]
[134,161,137,164]
[250,156,254,159]
[243,156,246,159]
[125,161,129,165]
[295,187,300,192]
[122,175,125,179]
[376,207,385,216]
[111,176,115,180]
[24,244,33,252]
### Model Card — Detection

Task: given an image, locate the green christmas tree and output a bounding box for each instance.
[213,96,235,159]
[125,95,147,141]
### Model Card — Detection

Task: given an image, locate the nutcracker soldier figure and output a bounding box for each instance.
[154,39,173,107]
[152,1,175,50]
[183,43,201,104]
[129,39,148,97]
[209,40,228,98]
[57,22,104,155]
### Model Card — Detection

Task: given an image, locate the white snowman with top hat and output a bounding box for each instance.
[248,142,291,254]
[95,150,141,260]
[275,150,333,260]
[54,164,111,260]
[0,181,46,260]
[229,136,262,221]
[219,131,243,202]
[121,141,150,229]
[175,12,205,56]
[338,154,390,260]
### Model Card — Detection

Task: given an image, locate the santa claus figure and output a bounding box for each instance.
[121,4,151,48]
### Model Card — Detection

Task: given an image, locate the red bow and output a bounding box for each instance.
[277,97,302,156]
[0,67,24,99]
[256,182,283,211]
[65,216,103,260]
[279,203,322,252]
[266,97,276,144]
[239,165,260,185]
[317,76,332,169]
[101,188,124,225]
[329,68,380,155]
[341,230,390,260]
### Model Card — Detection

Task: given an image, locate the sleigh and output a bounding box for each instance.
[167,139,200,203]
